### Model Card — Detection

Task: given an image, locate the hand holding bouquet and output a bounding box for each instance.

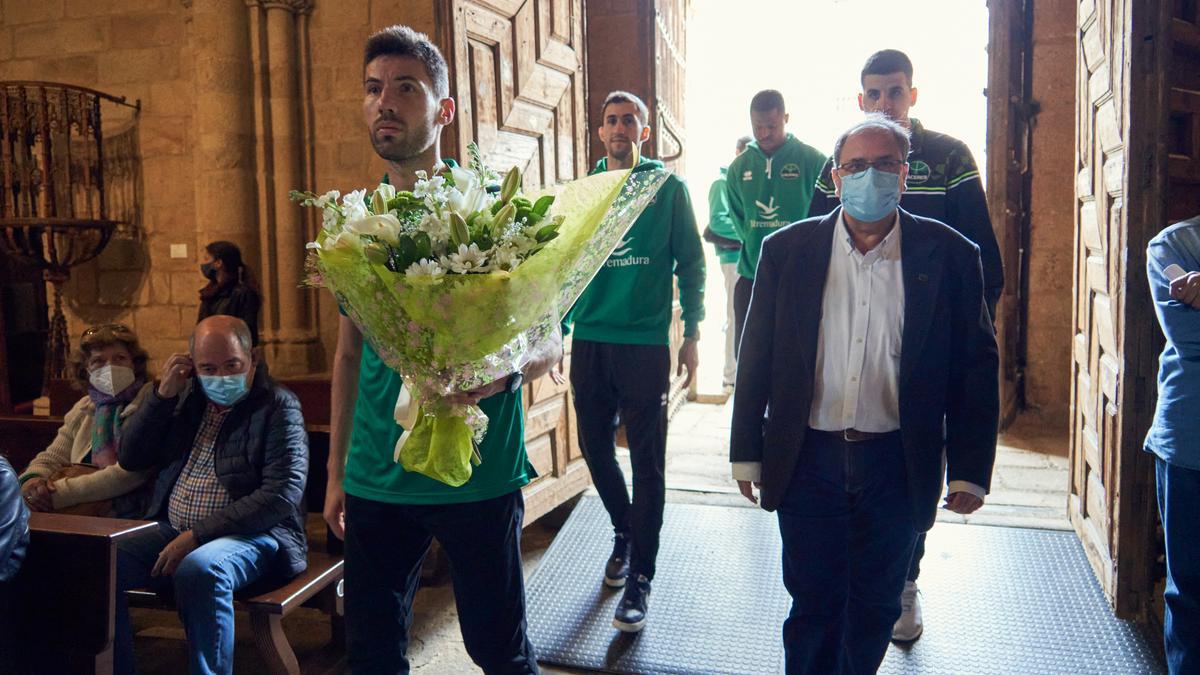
[294,146,666,486]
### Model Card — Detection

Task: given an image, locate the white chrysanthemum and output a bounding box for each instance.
[443,243,489,274]
[490,244,521,271]
[404,258,445,280]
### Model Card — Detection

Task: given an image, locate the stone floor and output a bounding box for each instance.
[130,398,1071,673]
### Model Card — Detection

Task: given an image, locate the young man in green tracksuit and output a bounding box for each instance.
[323,26,558,673]
[563,90,705,633]
[807,49,1005,645]
[704,136,752,390]
[725,90,827,350]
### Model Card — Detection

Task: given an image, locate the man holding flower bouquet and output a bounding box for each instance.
[564,91,706,633]
[323,26,558,674]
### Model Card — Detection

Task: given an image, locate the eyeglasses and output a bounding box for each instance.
[81,323,135,341]
[835,158,906,175]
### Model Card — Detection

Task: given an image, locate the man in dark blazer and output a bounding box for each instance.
[730,115,998,673]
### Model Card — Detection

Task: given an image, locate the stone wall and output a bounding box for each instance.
[0,0,436,374]
[1024,0,1076,427]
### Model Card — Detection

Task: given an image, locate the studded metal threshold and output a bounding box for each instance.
[526,496,1163,674]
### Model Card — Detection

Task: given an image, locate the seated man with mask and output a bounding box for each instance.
[113,315,308,675]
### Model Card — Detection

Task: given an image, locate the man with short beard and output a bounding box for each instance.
[322,25,559,674]
[563,90,705,633]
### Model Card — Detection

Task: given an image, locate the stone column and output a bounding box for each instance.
[247,0,321,375]
[189,0,261,298]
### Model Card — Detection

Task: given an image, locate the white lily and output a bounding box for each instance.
[322,230,361,252]
[446,166,493,216]
[345,213,403,245]
[374,182,396,203]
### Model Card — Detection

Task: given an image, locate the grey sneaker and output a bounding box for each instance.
[612,574,651,633]
[891,580,923,641]
[604,533,631,588]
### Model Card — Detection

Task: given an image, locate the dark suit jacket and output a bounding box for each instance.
[730,207,999,531]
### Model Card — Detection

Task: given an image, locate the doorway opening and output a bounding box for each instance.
[674,0,1074,527]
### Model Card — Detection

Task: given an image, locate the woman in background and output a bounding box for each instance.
[198,240,262,345]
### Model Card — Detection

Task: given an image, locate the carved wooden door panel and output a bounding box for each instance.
[1069,0,1170,618]
[439,0,591,522]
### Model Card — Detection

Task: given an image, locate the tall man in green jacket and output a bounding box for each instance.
[705,136,752,390]
[565,90,705,633]
[725,90,827,350]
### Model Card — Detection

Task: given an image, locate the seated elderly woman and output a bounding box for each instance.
[18,323,156,517]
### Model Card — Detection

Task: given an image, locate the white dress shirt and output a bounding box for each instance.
[808,212,904,432]
[732,212,985,502]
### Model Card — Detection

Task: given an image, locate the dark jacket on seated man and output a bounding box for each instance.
[118,366,309,579]
[0,455,29,583]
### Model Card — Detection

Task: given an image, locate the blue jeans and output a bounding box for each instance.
[343,491,538,674]
[777,430,918,675]
[114,521,279,675]
[1157,457,1200,674]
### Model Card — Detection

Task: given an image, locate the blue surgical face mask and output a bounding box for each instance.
[198,372,250,407]
[839,167,902,222]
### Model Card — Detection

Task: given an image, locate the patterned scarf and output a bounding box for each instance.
[87,380,143,467]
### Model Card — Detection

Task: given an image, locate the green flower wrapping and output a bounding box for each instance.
[303,163,668,486]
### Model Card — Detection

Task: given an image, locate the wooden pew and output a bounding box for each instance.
[125,536,344,675]
[15,513,158,674]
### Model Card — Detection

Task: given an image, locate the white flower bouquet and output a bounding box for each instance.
[294,146,666,486]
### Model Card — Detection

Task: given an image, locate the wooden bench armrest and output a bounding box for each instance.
[239,552,343,615]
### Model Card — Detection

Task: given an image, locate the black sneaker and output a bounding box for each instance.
[613,574,651,633]
[604,533,631,588]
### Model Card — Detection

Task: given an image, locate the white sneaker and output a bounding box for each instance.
[891,581,923,641]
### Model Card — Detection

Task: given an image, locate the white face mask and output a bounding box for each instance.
[89,364,136,396]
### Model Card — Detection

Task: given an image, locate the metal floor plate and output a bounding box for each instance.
[526,496,1164,674]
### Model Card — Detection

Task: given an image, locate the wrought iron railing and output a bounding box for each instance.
[0,81,140,388]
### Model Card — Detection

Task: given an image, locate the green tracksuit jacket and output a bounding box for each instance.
[564,156,706,344]
[707,167,740,265]
[725,134,826,279]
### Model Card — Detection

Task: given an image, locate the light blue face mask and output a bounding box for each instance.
[839,167,902,222]
[198,372,250,407]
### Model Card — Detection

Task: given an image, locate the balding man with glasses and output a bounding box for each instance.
[731,115,999,672]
